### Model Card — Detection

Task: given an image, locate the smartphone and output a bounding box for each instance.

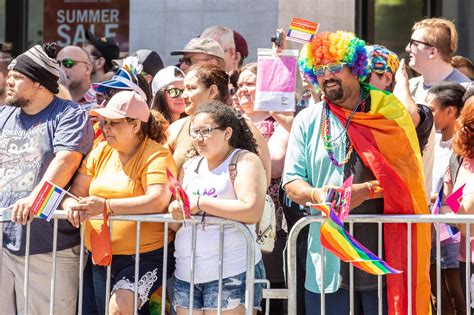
[271,30,283,48]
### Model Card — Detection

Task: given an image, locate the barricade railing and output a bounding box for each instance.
[0,210,259,315]
[287,214,474,315]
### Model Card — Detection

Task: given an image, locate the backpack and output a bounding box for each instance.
[228,149,276,254]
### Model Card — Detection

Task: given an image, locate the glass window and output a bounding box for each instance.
[441,0,474,60]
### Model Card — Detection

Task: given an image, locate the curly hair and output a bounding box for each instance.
[128,109,168,144]
[191,101,258,154]
[453,96,474,159]
[298,31,368,86]
[187,64,230,103]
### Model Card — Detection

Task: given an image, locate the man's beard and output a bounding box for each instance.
[6,96,30,108]
[322,79,344,102]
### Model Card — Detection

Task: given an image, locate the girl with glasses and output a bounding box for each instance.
[169,101,267,314]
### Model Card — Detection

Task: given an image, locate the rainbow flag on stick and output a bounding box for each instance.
[312,203,401,275]
[30,181,72,221]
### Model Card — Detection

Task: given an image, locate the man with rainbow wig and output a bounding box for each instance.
[283,31,430,314]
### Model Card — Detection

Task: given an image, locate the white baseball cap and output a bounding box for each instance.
[151,66,185,96]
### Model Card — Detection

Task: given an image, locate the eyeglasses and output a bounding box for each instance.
[313,62,345,77]
[58,58,89,69]
[179,57,212,66]
[408,38,433,48]
[165,88,184,98]
[189,126,225,139]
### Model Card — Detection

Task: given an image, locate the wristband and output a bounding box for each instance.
[197,195,202,212]
[310,188,318,204]
[105,199,114,215]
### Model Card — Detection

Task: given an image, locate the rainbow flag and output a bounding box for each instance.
[314,202,401,275]
[330,83,431,314]
[30,181,66,221]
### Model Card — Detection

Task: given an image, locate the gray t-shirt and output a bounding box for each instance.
[0,97,93,256]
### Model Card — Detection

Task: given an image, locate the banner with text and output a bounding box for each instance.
[43,0,129,51]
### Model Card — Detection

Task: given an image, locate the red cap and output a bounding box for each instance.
[233,31,248,59]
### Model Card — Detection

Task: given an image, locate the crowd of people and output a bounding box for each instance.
[0,19,473,315]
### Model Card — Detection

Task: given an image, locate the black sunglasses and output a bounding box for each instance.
[58,58,88,69]
[408,38,434,48]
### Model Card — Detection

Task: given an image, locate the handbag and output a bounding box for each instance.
[229,150,276,254]
[89,204,113,266]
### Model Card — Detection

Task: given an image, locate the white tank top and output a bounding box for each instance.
[174,149,262,283]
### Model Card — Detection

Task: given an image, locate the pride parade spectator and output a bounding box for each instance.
[0,43,93,314]
[151,66,186,124]
[83,30,120,83]
[63,91,176,314]
[169,102,266,314]
[284,31,430,314]
[171,38,226,73]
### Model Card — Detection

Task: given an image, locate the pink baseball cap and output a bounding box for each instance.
[90,91,150,122]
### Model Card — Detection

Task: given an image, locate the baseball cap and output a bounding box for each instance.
[366,45,400,74]
[113,49,164,77]
[90,90,150,122]
[85,30,120,66]
[152,66,185,95]
[233,31,248,59]
[170,37,225,60]
[92,68,147,101]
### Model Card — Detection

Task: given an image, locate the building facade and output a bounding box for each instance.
[1,0,472,66]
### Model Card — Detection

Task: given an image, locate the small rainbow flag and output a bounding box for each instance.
[313,203,401,275]
[30,181,67,221]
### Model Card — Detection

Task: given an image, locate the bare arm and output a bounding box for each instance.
[170,152,267,224]
[268,124,289,179]
[269,111,294,132]
[247,119,272,186]
[12,150,84,224]
[393,59,421,127]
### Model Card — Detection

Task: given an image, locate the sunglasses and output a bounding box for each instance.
[179,57,212,66]
[408,38,434,48]
[165,88,184,98]
[313,62,345,77]
[58,58,88,69]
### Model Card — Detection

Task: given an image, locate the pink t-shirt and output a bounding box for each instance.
[445,158,474,262]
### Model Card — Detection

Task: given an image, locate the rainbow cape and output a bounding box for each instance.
[330,83,431,314]
[30,181,67,221]
[313,202,401,275]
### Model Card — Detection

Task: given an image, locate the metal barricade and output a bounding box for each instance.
[0,210,259,315]
[287,214,474,315]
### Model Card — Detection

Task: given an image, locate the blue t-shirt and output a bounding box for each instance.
[0,97,93,256]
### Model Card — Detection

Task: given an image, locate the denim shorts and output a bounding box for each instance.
[173,259,266,311]
[430,242,460,268]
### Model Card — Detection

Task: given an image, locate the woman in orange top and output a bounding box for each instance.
[62,91,177,314]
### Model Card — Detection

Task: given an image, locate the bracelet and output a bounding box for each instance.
[366,182,375,199]
[197,195,202,212]
[310,188,318,204]
[105,199,114,215]
[366,180,383,199]
[370,180,384,194]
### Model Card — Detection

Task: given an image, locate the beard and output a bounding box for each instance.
[322,79,344,102]
[6,95,30,108]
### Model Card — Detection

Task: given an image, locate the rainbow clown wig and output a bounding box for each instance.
[298,31,369,86]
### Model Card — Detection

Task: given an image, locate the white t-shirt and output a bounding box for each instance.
[174,149,262,283]
[431,133,453,196]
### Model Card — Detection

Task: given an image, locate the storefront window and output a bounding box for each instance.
[442,0,473,60]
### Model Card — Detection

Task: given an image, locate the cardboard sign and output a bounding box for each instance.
[43,0,130,51]
[286,18,319,44]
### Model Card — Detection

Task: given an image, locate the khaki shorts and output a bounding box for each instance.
[1,245,80,315]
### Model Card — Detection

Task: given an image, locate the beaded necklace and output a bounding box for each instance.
[321,88,367,167]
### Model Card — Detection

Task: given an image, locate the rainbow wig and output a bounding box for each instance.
[298,31,369,86]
